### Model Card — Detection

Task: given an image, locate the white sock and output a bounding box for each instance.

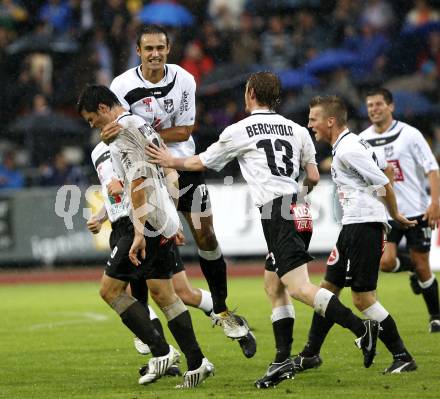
[391,258,400,273]
[198,246,222,261]
[362,301,389,323]
[419,274,435,289]
[271,304,295,322]
[313,288,334,317]
[197,289,213,313]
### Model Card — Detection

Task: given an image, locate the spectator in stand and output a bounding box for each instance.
[201,20,231,64]
[261,15,294,70]
[38,0,73,35]
[230,11,260,65]
[208,0,246,31]
[0,150,24,190]
[39,150,87,187]
[180,40,214,86]
[405,0,440,27]
[359,0,395,32]
[328,0,361,46]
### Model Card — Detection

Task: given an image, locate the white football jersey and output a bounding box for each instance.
[91,142,130,223]
[331,130,390,227]
[109,112,180,238]
[110,64,196,157]
[360,120,439,218]
[199,109,317,207]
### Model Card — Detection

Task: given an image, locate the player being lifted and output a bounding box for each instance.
[101,24,255,356]
[146,72,389,388]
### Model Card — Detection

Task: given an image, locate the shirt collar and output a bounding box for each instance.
[251,108,272,114]
[332,128,350,150]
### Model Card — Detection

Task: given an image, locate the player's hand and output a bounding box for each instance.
[129,233,146,266]
[87,216,102,234]
[145,142,173,168]
[423,202,440,229]
[107,178,123,196]
[393,214,418,229]
[101,122,122,144]
[175,229,186,246]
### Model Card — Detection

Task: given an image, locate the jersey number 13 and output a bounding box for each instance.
[257,139,294,177]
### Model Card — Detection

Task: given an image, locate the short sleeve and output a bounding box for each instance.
[341,150,389,187]
[410,130,439,173]
[199,127,239,171]
[174,72,196,127]
[300,127,317,168]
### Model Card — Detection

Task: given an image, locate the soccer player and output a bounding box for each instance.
[146,72,386,388]
[293,95,417,374]
[87,140,214,375]
[360,88,440,333]
[78,85,214,388]
[100,24,255,355]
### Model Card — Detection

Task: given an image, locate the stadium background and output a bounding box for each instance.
[0,0,440,269]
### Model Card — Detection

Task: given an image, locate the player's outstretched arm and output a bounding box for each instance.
[145,142,206,172]
[383,182,418,228]
[303,163,320,194]
[423,169,440,229]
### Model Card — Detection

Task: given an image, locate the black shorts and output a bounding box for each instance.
[105,217,176,281]
[261,195,313,278]
[324,223,385,292]
[388,215,431,253]
[172,244,185,274]
[177,171,211,213]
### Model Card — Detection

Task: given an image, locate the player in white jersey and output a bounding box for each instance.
[78,85,213,388]
[294,95,417,375]
[147,72,388,388]
[359,88,440,333]
[101,25,255,356]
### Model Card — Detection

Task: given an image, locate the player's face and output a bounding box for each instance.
[308,106,330,143]
[366,94,394,126]
[137,33,170,71]
[81,105,111,130]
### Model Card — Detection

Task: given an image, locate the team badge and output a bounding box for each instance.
[164,99,174,113]
[384,145,394,158]
[327,246,339,266]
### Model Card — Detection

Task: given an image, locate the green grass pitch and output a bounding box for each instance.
[1,272,439,398]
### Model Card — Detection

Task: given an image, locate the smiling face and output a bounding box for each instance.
[366,94,394,130]
[308,105,332,143]
[137,33,170,73]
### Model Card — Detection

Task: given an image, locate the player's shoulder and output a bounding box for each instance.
[116,112,145,129]
[397,120,422,138]
[110,66,139,91]
[359,124,375,138]
[166,64,195,84]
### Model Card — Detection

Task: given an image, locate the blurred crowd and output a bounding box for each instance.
[1,0,440,189]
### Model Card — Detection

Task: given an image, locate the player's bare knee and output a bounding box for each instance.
[320,280,340,295]
[99,284,122,304]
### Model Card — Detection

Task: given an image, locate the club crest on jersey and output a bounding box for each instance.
[164,99,174,113]
[327,246,339,266]
[142,97,153,112]
[384,145,394,158]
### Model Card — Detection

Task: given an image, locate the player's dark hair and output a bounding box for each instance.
[365,87,393,104]
[77,85,121,114]
[136,24,170,47]
[309,95,347,126]
[246,72,281,110]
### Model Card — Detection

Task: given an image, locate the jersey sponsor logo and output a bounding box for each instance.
[164,99,174,113]
[142,97,153,112]
[179,90,189,115]
[327,246,339,266]
[290,203,313,232]
[388,159,404,181]
[108,193,122,204]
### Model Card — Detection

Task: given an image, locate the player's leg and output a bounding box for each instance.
[145,235,213,387]
[410,249,440,332]
[171,248,213,314]
[100,273,170,359]
[255,267,294,389]
[352,290,417,373]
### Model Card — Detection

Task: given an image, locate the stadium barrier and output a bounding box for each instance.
[0,179,439,269]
